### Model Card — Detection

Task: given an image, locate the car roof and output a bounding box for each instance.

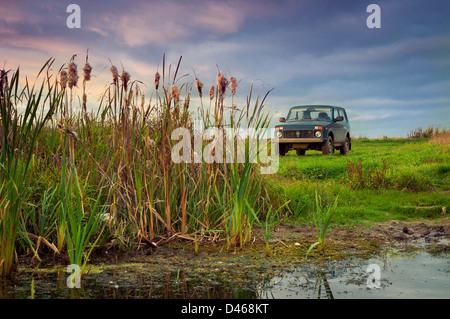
[289,105,338,109]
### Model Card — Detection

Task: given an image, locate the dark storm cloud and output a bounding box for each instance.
[1,0,449,137]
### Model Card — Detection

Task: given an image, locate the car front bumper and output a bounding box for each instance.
[276,138,323,143]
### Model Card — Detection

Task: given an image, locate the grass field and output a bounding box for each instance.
[266,137,449,226]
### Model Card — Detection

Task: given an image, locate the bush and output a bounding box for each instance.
[408,125,449,139]
[393,169,432,192]
[344,157,393,190]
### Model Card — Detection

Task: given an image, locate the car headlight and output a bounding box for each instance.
[315,130,322,138]
[276,131,283,138]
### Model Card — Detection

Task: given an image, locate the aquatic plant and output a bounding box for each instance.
[306,190,339,256]
[0,52,276,277]
[246,200,289,256]
[0,59,62,276]
[60,141,106,274]
[314,269,334,299]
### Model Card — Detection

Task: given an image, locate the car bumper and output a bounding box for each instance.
[276,138,323,143]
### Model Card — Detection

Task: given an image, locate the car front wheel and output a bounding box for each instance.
[322,136,334,155]
[278,144,286,156]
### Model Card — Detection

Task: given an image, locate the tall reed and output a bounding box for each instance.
[60,150,106,275]
[1,54,275,277]
[306,190,339,256]
[0,59,62,276]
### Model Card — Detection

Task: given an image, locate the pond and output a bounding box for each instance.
[0,247,448,299]
[262,249,449,299]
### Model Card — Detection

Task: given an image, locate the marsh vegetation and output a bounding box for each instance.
[0,54,448,283]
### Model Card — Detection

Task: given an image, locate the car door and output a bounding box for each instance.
[331,108,346,145]
[341,108,350,137]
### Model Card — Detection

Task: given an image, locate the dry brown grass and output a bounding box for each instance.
[429,129,450,145]
[408,125,449,140]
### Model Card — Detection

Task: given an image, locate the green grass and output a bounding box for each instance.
[267,137,449,226]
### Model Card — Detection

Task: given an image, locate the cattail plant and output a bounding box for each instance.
[81,52,93,139]
[195,78,203,98]
[121,70,130,91]
[110,65,119,86]
[306,190,339,257]
[170,85,180,104]
[68,61,78,89]
[209,85,215,101]
[217,71,228,97]
[0,59,62,277]
[0,69,8,100]
[83,62,92,82]
[229,76,238,95]
[155,72,160,90]
[0,52,276,277]
[60,70,68,90]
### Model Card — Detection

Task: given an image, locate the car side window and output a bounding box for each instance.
[341,109,348,122]
[338,108,347,122]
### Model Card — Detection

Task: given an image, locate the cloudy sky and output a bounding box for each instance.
[1,0,449,137]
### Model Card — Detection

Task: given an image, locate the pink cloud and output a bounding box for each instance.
[88,0,278,47]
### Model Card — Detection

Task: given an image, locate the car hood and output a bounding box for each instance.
[278,121,331,129]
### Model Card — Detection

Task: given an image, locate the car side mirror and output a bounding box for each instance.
[335,116,344,122]
[279,117,286,122]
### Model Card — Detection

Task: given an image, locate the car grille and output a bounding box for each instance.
[283,130,314,138]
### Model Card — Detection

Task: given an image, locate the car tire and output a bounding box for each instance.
[296,149,306,156]
[278,144,286,156]
[340,137,350,155]
[322,136,334,155]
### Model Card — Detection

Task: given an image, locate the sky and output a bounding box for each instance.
[1,0,449,138]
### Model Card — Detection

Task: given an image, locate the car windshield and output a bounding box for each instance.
[286,107,333,122]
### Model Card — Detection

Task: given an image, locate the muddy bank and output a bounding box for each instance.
[16,218,450,270]
[242,217,450,263]
[267,218,450,245]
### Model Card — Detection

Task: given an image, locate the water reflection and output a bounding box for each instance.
[1,250,448,299]
[313,270,334,299]
[1,265,263,299]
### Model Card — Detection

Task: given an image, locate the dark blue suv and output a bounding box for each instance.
[275,105,351,156]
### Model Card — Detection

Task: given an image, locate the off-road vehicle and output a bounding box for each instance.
[275,105,351,156]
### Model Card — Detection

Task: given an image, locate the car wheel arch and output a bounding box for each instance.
[327,131,334,141]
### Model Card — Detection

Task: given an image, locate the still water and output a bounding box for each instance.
[1,248,448,299]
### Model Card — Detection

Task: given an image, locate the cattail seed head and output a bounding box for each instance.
[110,66,119,85]
[185,94,190,110]
[83,62,92,82]
[170,85,180,103]
[229,76,238,95]
[120,70,130,91]
[68,62,79,89]
[209,85,215,100]
[195,78,203,98]
[217,71,228,96]
[154,72,160,90]
[60,70,68,89]
[0,69,9,100]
